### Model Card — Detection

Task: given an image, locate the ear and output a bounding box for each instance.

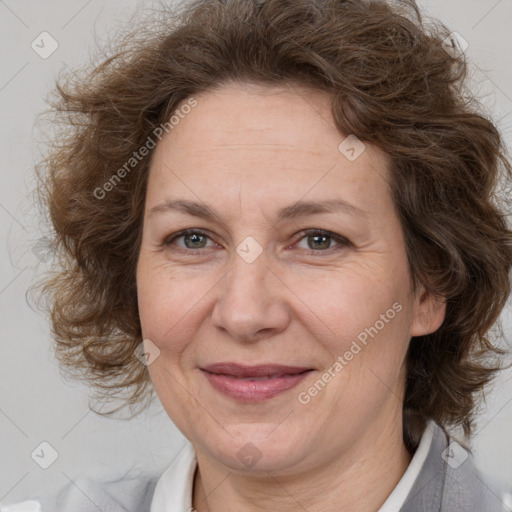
[410,283,446,337]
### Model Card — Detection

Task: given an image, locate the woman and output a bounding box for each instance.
[19,0,512,510]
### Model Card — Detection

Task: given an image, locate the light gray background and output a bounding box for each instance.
[1,0,511,509]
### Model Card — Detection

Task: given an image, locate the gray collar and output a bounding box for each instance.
[401,421,503,511]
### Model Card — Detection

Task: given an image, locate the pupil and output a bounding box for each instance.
[310,235,330,250]
[186,233,206,248]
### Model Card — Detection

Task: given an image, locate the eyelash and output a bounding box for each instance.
[162,228,351,256]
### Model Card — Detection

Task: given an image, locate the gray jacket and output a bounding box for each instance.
[52,421,504,511]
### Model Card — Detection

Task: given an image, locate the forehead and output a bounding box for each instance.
[168,82,343,151]
[146,82,391,216]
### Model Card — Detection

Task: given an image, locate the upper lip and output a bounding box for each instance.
[201,363,312,378]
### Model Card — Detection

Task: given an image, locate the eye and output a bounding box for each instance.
[163,229,218,252]
[162,228,351,255]
[291,229,351,253]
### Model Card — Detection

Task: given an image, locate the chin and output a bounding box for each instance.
[197,422,312,474]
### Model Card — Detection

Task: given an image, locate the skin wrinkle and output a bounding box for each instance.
[136,83,446,512]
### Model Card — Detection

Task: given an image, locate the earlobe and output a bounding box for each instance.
[410,285,446,337]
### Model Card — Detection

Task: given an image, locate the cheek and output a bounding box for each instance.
[298,265,409,341]
[136,263,202,423]
[295,264,414,401]
[304,275,412,414]
[136,257,197,336]
[137,268,169,338]
[136,257,221,377]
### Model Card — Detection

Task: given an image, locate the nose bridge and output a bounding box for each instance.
[211,242,289,341]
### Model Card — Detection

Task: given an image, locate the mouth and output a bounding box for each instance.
[200,363,314,402]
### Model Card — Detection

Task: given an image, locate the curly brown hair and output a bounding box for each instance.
[29,0,512,450]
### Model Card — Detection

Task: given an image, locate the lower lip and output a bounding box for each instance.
[201,370,313,402]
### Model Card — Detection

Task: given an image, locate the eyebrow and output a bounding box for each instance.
[148,198,366,223]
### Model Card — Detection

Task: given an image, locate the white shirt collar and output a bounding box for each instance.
[150,419,436,512]
[150,440,197,512]
[377,419,436,511]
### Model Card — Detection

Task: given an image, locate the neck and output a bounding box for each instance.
[192,415,413,512]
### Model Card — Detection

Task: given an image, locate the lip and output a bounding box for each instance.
[200,363,314,402]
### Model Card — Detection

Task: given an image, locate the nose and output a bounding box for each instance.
[211,249,291,343]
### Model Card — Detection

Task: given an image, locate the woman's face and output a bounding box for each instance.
[136,82,444,474]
